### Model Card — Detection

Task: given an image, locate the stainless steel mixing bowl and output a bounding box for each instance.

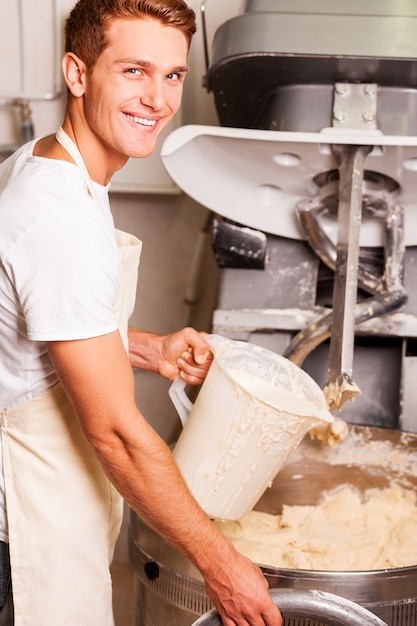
[129,425,417,626]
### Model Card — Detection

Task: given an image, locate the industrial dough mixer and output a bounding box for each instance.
[129,1,417,624]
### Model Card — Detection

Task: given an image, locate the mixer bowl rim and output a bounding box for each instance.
[261,562,417,578]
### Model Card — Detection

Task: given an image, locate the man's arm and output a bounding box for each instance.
[47,331,282,626]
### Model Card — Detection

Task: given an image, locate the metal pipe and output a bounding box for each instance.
[283,289,407,367]
[18,0,29,95]
[200,1,211,92]
[14,99,34,143]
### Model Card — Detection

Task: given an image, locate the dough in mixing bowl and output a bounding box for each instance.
[215,486,417,571]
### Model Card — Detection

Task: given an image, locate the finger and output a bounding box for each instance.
[178,364,207,383]
[219,615,251,626]
[179,349,211,369]
[182,331,212,365]
[190,346,212,365]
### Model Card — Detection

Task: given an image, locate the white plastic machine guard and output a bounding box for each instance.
[160,124,417,247]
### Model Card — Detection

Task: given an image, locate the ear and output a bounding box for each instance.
[62,52,87,97]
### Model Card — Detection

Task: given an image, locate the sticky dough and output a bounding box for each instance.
[309,416,349,448]
[215,487,417,571]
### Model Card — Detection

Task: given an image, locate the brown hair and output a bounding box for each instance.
[64,0,196,70]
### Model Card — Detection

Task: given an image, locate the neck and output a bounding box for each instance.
[61,113,128,185]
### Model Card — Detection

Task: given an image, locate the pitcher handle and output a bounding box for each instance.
[169,377,193,427]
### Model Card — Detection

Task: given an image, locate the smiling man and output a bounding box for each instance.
[0,1,282,625]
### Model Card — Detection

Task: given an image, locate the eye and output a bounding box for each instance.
[166,72,186,84]
[125,68,142,76]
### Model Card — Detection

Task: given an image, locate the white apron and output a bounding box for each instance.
[0,129,142,625]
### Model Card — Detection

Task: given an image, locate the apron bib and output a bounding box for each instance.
[0,129,141,625]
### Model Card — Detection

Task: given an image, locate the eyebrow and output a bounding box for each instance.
[117,58,189,74]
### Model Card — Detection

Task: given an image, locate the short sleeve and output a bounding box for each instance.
[6,208,120,341]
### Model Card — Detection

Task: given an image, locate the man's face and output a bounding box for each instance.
[82,17,189,165]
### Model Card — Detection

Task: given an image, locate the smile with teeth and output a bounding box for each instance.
[125,113,157,127]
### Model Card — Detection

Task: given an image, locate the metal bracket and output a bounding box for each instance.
[333,83,378,130]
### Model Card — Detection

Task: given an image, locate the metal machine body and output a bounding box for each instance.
[188,0,417,431]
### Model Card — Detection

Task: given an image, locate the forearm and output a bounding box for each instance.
[92,415,233,576]
[128,327,164,371]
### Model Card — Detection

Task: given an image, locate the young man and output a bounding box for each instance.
[0,1,283,624]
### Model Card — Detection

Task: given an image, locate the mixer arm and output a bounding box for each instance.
[192,588,389,626]
[382,199,405,292]
[313,143,366,408]
[296,198,380,295]
[285,195,407,406]
[283,288,407,367]
[296,193,406,298]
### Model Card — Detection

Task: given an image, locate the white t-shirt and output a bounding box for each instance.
[0,139,122,541]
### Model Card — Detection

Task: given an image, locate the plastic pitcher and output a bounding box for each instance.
[170,335,333,521]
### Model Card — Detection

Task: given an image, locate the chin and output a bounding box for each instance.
[128,140,158,159]
[130,148,155,159]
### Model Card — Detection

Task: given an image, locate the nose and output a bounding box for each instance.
[140,76,165,111]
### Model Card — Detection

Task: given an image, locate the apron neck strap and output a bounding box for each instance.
[56,127,101,207]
